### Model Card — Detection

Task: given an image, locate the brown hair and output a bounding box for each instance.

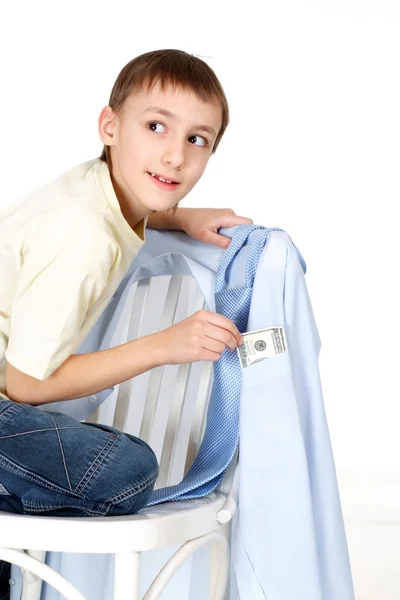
[99,49,229,165]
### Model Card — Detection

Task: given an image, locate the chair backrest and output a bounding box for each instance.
[85,274,217,491]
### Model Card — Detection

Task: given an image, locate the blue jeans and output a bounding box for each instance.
[0,398,159,599]
[0,399,159,516]
[0,398,159,598]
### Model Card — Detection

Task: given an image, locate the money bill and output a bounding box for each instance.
[237,326,287,368]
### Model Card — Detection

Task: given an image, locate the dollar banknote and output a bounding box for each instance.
[237,326,287,368]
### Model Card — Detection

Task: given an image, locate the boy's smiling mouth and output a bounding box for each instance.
[147,172,180,190]
[148,172,180,184]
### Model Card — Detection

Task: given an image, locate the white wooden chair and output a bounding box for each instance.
[0,273,239,600]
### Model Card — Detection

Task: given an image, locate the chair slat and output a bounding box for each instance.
[156,362,191,488]
[139,275,184,443]
[112,279,151,431]
[157,289,207,486]
[85,273,223,493]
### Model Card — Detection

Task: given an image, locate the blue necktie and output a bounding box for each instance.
[146,225,306,506]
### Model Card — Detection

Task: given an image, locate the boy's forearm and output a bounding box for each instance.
[147,207,189,230]
[13,335,165,406]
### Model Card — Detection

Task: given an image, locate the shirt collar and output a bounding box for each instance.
[92,158,148,244]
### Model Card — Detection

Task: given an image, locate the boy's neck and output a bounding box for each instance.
[108,162,149,231]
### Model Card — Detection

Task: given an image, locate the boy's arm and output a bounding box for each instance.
[6,333,164,406]
[147,207,254,250]
[7,309,243,406]
[146,207,189,230]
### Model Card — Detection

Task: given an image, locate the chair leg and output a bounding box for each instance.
[209,534,230,600]
[142,533,229,600]
[21,550,46,600]
[0,548,86,600]
[114,552,140,600]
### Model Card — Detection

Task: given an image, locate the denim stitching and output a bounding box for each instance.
[107,470,159,505]
[0,411,157,513]
[22,502,108,517]
[0,403,22,425]
[93,500,111,514]
[82,507,110,516]
[1,439,121,513]
[74,434,119,495]
[49,414,73,492]
[0,425,83,440]
[0,452,83,497]
[23,502,103,516]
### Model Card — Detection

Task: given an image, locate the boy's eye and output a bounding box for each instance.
[147,122,208,147]
[188,135,208,147]
[148,122,165,134]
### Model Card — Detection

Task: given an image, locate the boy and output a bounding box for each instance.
[0,48,252,527]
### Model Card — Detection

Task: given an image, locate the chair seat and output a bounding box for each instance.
[0,492,227,555]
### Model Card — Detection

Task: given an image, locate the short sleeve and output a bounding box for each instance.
[5,217,118,380]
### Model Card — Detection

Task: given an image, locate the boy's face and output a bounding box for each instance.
[99,81,222,222]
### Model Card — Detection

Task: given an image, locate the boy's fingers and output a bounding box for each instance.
[206,313,243,346]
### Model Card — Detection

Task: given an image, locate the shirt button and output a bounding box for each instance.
[9,578,16,586]
[89,395,97,403]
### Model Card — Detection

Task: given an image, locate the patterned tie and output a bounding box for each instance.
[146,224,306,506]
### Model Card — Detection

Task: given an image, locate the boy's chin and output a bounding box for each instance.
[146,201,180,213]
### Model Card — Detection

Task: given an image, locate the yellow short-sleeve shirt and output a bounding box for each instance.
[0,158,147,400]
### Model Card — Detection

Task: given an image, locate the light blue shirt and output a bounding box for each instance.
[230,230,354,599]
[10,227,354,600]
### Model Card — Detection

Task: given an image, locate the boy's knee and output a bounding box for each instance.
[134,438,159,486]
[99,433,159,502]
[103,436,159,515]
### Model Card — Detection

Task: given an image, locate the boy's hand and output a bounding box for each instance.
[177,208,253,249]
[153,309,243,366]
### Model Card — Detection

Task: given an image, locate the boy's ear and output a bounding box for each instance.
[98,106,117,147]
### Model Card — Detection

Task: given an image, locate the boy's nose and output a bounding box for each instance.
[161,143,186,170]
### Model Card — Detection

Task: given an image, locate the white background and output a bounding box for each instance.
[1,1,399,597]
